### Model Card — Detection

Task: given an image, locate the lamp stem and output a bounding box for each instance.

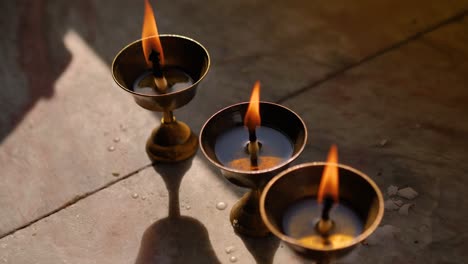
[162,111,175,124]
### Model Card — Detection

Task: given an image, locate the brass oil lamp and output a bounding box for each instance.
[112,0,210,162]
[200,82,307,236]
[260,146,384,263]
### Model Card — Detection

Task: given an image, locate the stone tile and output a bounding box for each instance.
[1,0,467,238]
[281,16,468,263]
[0,159,291,264]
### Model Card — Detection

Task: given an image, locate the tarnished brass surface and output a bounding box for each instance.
[229,189,270,237]
[200,102,307,236]
[111,35,209,162]
[260,162,384,262]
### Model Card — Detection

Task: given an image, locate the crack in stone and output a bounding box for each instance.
[0,163,153,239]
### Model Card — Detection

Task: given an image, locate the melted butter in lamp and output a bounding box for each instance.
[299,234,356,250]
[282,199,363,249]
[214,126,293,171]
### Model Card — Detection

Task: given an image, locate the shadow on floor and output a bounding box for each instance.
[1,0,98,143]
[134,157,221,264]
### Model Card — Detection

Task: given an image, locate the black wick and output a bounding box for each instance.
[316,196,335,236]
[321,196,334,221]
[149,49,163,77]
[248,128,257,142]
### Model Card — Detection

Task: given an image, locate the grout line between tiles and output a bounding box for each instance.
[0,163,153,239]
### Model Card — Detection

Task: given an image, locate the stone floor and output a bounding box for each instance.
[1,0,468,263]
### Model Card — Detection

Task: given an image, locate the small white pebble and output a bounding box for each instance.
[107,146,115,152]
[398,203,414,215]
[397,187,419,200]
[387,185,399,196]
[384,199,400,211]
[229,256,238,262]
[132,193,139,199]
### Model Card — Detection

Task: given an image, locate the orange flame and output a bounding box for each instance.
[244,81,261,131]
[317,144,339,203]
[142,0,164,67]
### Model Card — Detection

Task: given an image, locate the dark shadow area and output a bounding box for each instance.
[134,157,221,264]
[237,233,280,264]
[0,0,97,143]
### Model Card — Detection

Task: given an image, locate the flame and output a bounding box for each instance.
[317,144,339,203]
[142,0,164,66]
[244,81,261,131]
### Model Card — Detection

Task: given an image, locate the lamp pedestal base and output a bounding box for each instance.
[146,119,198,162]
[230,189,270,237]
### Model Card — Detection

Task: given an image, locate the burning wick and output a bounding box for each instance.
[316,145,339,236]
[244,81,262,168]
[247,128,260,166]
[148,49,168,93]
[142,0,167,93]
[317,196,334,235]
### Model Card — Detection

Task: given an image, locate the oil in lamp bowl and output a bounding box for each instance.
[112,34,210,162]
[200,102,307,236]
[260,162,384,262]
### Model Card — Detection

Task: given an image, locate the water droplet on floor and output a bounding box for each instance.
[229,256,238,262]
[185,205,191,210]
[113,137,120,143]
[216,202,227,210]
[119,124,127,131]
[225,246,235,254]
[107,146,115,152]
[132,193,139,199]
[141,196,146,200]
